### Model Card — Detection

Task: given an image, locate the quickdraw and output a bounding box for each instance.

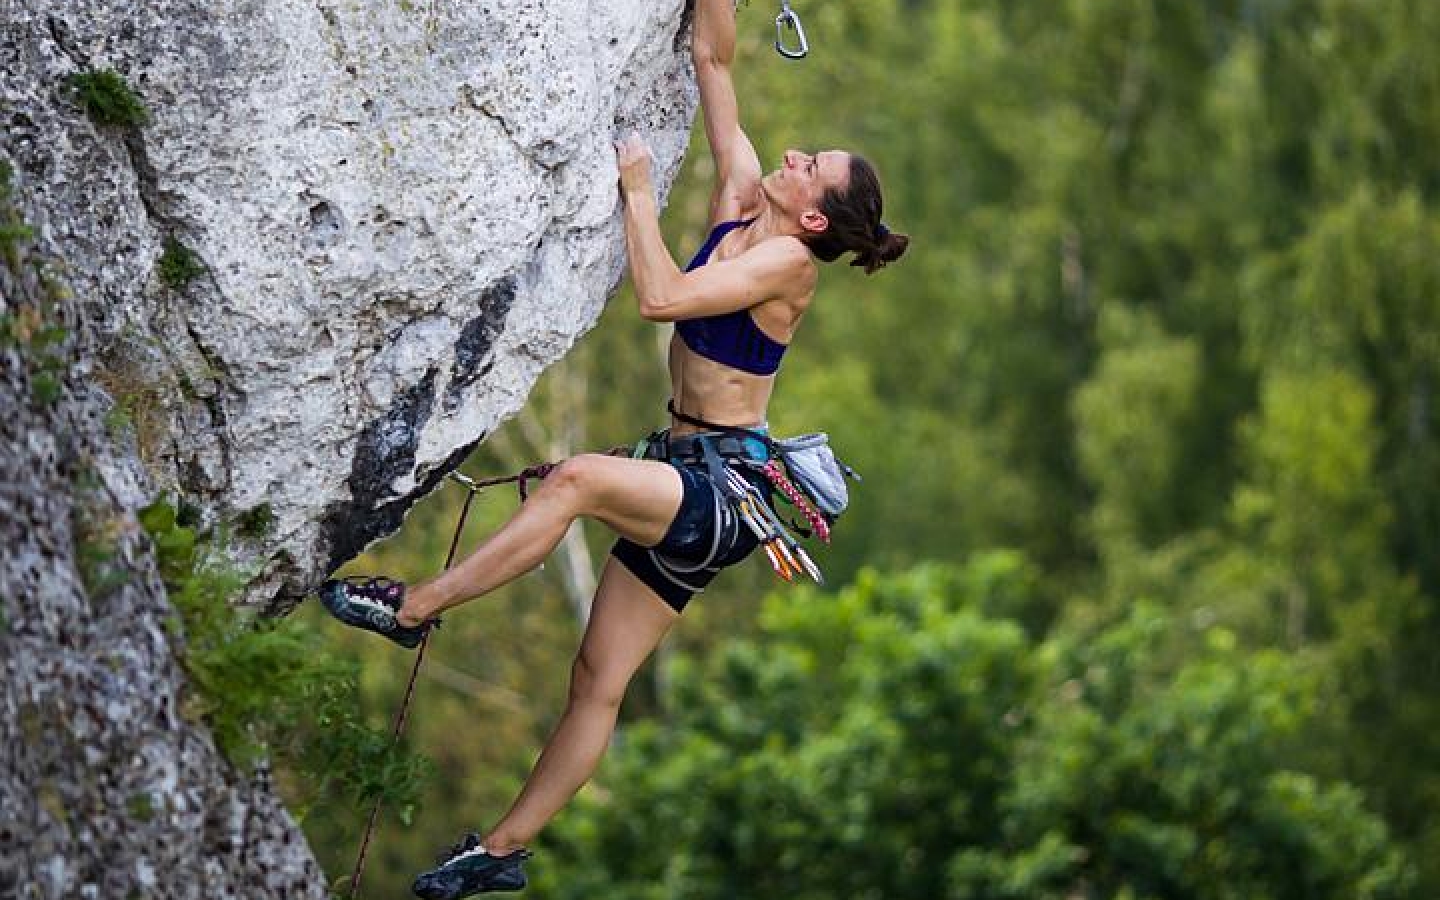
[726,469,825,584]
[760,459,830,544]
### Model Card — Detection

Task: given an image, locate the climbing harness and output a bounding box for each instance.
[662,401,860,585]
[774,0,809,59]
[344,452,626,899]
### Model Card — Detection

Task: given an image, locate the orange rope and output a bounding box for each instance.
[345,480,475,899]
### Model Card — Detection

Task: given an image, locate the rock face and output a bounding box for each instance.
[3,0,696,602]
[0,0,696,894]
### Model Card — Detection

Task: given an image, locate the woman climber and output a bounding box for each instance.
[320,0,908,896]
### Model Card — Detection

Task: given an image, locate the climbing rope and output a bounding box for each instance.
[344,473,473,899]
[344,448,627,898]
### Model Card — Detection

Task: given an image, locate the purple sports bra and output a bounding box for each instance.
[674,218,789,376]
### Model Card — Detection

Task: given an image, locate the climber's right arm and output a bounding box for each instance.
[693,0,763,221]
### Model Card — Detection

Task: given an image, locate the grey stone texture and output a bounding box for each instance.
[1,0,696,894]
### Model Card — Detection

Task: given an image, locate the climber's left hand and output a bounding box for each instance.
[615,134,653,195]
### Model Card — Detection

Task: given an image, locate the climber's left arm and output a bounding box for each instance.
[617,135,810,322]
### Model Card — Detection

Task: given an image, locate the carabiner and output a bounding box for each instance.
[448,471,478,491]
[774,0,808,59]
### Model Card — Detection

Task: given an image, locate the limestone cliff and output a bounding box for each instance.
[0,0,695,894]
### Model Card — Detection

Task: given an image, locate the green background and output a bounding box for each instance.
[295,2,1440,896]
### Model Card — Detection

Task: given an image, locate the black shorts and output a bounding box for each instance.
[611,462,770,612]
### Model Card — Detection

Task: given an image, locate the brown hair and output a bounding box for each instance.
[802,155,910,274]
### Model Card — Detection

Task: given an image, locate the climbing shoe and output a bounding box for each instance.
[318,576,430,649]
[412,833,531,898]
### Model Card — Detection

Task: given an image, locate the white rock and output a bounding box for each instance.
[0,0,698,892]
[2,0,696,602]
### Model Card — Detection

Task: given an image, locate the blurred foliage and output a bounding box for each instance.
[538,564,1414,900]
[295,0,1440,895]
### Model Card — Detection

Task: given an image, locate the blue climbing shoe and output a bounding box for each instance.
[412,833,531,898]
[319,576,430,649]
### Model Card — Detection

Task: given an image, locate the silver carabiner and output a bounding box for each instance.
[774,0,808,59]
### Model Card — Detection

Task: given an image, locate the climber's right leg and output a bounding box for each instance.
[319,454,683,643]
[400,454,683,623]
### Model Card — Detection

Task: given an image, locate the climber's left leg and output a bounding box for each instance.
[407,557,673,897]
[482,556,676,851]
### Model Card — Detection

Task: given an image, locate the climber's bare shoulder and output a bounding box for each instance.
[711,169,765,224]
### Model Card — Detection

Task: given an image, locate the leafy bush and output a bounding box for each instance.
[139,500,432,818]
[539,562,1415,900]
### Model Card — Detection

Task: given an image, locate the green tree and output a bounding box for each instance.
[535,563,1413,899]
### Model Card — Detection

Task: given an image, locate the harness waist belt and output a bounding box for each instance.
[645,431,771,466]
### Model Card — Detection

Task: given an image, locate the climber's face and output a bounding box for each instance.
[763,149,850,234]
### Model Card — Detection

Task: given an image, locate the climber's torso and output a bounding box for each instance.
[669,189,815,434]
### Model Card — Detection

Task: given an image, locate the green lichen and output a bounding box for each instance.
[0,160,35,272]
[72,469,131,600]
[236,503,275,538]
[0,161,72,406]
[103,401,134,437]
[1,304,70,406]
[176,498,203,528]
[74,522,130,599]
[68,69,150,127]
[36,782,69,825]
[157,235,204,291]
[126,792,155,822]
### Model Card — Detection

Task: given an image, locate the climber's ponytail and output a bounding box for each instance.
[800,155,909,275]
